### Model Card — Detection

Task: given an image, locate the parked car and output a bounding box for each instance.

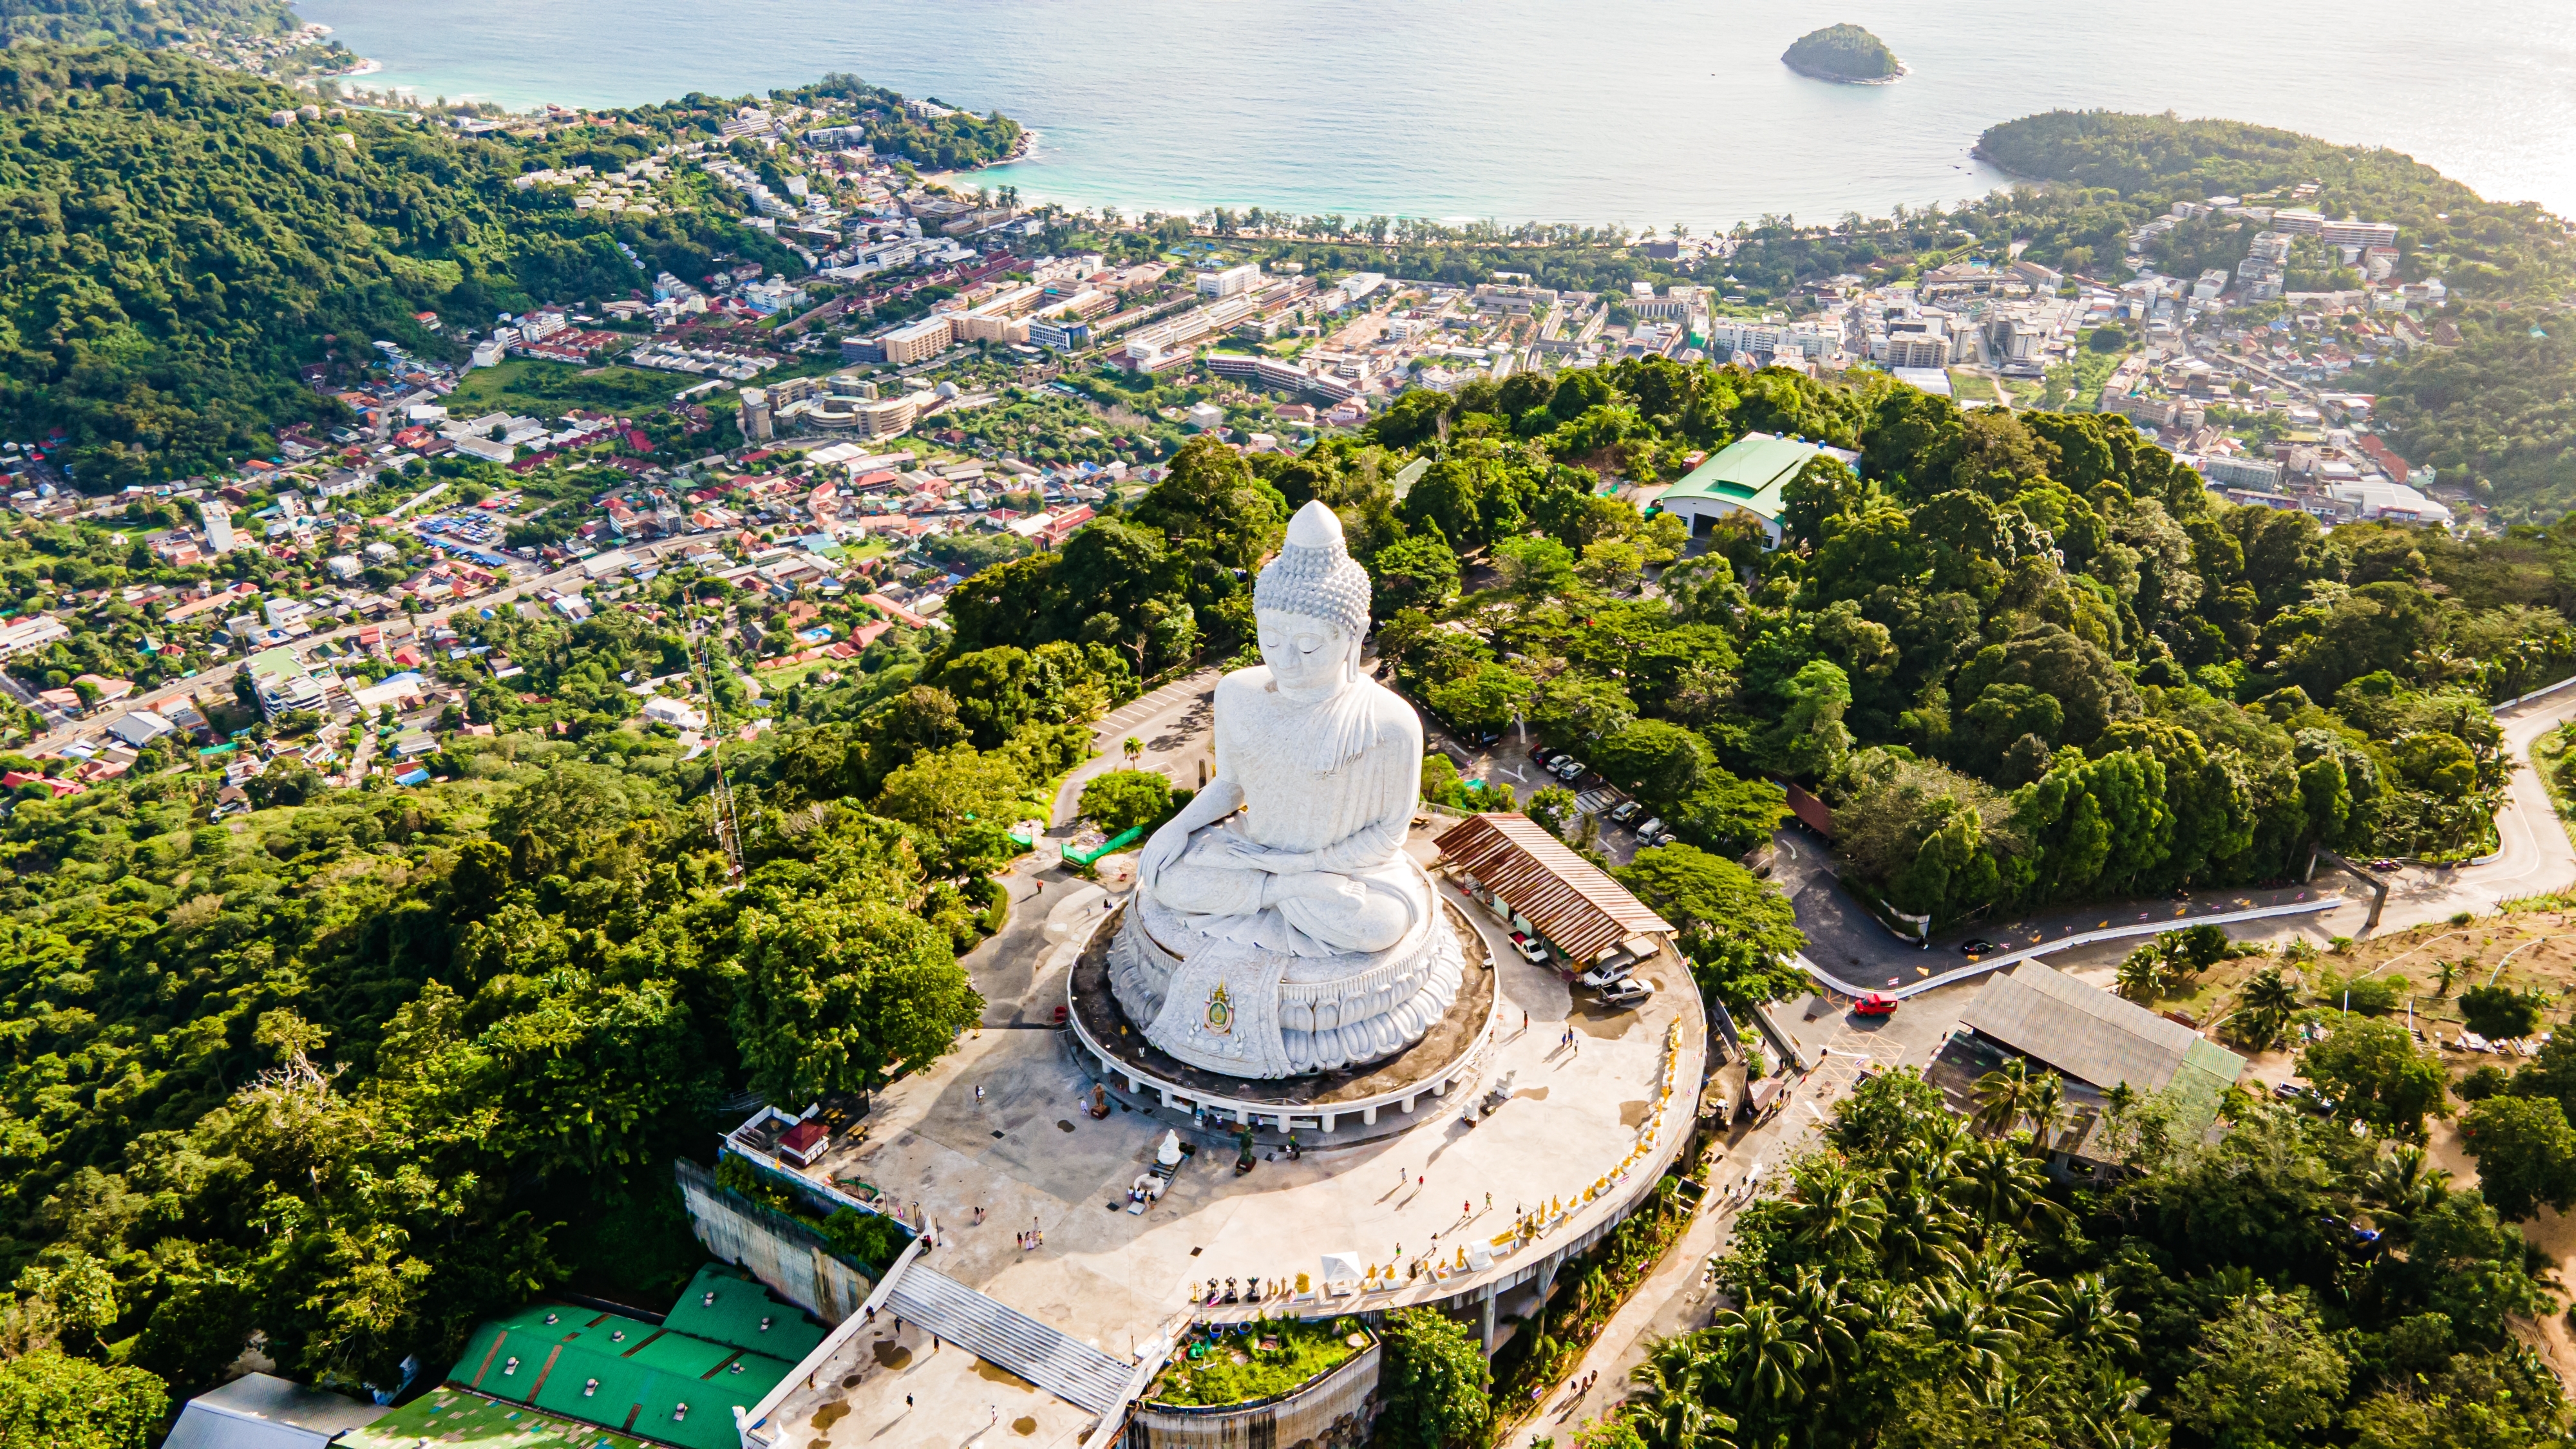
[1649,831,1678,848]
[1636,817,1663,840]
[1507,932,1549,965]
[1551,758,1587,781]
[1530,744,1557,764]
[1607,800,1643,824]
[1598,978,1654,1008]
[1959,938,2000,956]
[1579,960,1635,988]
[2370,858,2402,872]
[1852,992,1899,1017]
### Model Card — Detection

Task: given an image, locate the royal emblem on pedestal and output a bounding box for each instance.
[1204,983,1235,1036]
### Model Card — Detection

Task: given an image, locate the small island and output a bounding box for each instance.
[1783,23,1904,84]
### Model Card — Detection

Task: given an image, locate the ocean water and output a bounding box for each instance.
[292,0,2576,230]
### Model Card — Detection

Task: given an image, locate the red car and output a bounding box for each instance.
[1852,992,1899,1018]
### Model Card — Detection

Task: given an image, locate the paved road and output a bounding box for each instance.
[962,670,1218,1026]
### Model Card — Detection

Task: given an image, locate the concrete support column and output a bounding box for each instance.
[1363,1104,1379,1125]
[1479,1287,1497,1356]
[1320,1112,1336,1134]
[1401,1093,1418,1115]
[1157,1088,1173,1108]
[1236,1106,1251,1126]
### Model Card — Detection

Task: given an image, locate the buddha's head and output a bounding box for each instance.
[1255,502,1371,701]
[1256,608,1356,699]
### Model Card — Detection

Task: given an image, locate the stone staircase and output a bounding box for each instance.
[884,1263,1134,1414]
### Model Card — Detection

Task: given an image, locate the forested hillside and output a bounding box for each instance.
[1329,359,2576,951]
[0,44,911,488]
[0,0,290,46]
[1975,111,2576,516]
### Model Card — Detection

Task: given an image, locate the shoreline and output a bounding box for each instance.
[1782,57,1908,86]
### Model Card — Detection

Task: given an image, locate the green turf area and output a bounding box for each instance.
[1946,369,1998,402]
[662,1265,829,1361]
[444,359,689,419]
[343,1388,649,1449]
[440,1290,799,1449]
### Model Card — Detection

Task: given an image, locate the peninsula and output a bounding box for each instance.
[1782,23,1904,83]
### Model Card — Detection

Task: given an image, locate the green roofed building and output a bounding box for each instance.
[375,1266,819,1449]
[1650,430,1829,548]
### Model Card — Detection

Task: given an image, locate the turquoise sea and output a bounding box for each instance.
[292,0,2576,229]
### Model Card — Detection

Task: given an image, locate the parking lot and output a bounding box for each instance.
[1416,717,1662,866]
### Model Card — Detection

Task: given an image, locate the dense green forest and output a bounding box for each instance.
[0,44,810,487]
[0,0,290,46]
[1336,357,2575,949]
[1604,1067,2566,1449]
[1781,24,1900,82]
[0,350,2570,1441]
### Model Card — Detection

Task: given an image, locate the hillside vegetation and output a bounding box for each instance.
[0,0,291,46]
[0,44,973,489]
[1978,110,2576,515]
[1781,23,1900,82]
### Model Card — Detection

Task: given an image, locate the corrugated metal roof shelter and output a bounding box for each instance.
[1434,813,1674,966]
[167,1373,388,1449]
[1960,962,2245,1122]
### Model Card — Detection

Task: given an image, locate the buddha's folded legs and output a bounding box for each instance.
[1264,871,1413,955]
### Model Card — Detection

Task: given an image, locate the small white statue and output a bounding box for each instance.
[1110,500,1464,1077]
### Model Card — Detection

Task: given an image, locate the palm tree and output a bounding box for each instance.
[1947,1137,2065,1233]
[1709,1301,1813,1406]
[1971,1057,2037,1138]
[2038,1272,2140,1359]
[2435,957,2462,999]
[1975,1370,2055,1443]
[2236,965,2301,1049]
[2113,945,2164,1004]
[1781,1266,1870,1385]
[1629,1336,1736,1449]
[1874,1174,1967,1280]
[2022,1071,2069,1154]
[2362,1142,2453,1245]
[1912,1278,2022,1383]
[1781,1160,1886,1261]
[1121,735,1142,764]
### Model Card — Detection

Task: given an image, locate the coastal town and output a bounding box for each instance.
[6,20,2576,1449]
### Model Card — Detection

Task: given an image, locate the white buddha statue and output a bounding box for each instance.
[1108,501,1464,1077]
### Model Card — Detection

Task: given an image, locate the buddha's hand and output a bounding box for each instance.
[1202,836,1315,875]
[1136,817,1193,884]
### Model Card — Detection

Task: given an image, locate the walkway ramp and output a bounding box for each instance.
[884,1263,1133,1414]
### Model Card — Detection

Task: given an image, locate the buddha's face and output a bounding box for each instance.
[1256,609,1352,697]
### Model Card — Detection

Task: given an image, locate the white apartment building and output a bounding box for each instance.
[200,500,238,555]
[1196,262,1262,298]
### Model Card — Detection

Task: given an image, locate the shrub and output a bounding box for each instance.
[2456,1064,2510,1101]
[820,1206,913,1273]
[2461,984,2544,1039]
[2323,972,2405,1015]
[1079,769,1175,833]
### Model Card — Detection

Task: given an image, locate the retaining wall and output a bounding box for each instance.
[1124,1340,1381,1449]
[673,1159,876,1325]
